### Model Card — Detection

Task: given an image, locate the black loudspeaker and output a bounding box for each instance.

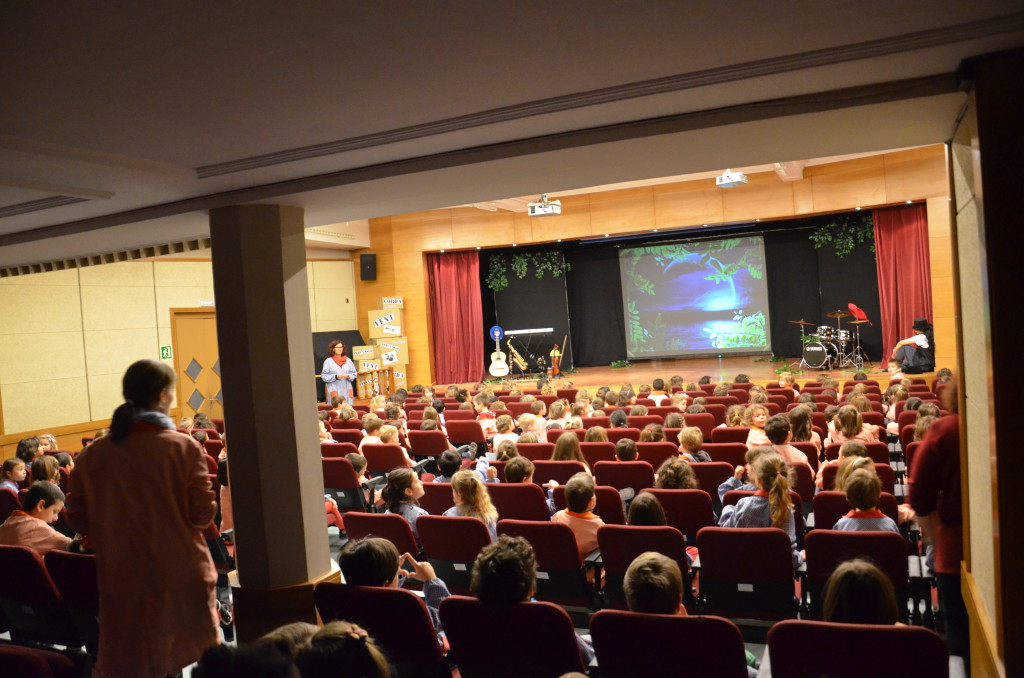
[360,253,377,281]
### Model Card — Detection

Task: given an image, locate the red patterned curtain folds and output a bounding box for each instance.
[427,251,484,383]
[873,204,933,359]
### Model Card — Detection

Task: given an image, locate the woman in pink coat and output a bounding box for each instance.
[68,360,218,678]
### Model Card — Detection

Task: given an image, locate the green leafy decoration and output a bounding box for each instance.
[809,212,875,258]
[611,360,631,368]
[485,251,570,291]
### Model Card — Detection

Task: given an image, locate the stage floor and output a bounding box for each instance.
[455,354,934,391]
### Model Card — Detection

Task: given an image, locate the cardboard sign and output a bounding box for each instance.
[372,313,395,328]
[382,324,401,335]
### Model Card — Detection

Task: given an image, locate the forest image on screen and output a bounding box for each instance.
[620,236,770,358]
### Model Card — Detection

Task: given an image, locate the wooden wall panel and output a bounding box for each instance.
[513,213,534,244]
[808,155,887,212]
[392,211,453,251]
[529,194,592,242]
[588,186,656,235]
[452,211,515,249]
[792,179,815,214]
[884,146,948,201]
[722,172,795,222]
[652,180,723,229]
[927,196,957,369]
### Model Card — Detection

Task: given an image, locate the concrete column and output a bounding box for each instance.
[209,205,335,640]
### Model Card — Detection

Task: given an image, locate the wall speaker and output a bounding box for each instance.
[360,253,377,281]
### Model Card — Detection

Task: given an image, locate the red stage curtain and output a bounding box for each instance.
[428,251,483,383]
[873,204,932,359]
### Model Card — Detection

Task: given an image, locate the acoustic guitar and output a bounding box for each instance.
[489,339,510,377]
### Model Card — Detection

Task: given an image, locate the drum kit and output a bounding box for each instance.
[789,310,870,371]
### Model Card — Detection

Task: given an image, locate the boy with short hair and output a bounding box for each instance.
[764,415,809,466]
[832,469,899,533]
[623,552,686,615]
[470,535,594,663]
[551,472,604,556]
[358,414,384,451]
[677,427,711,462]
[887,358,905,382]
[474,393,497,436]
[614,438,638,462]
[0,481,72,555]
[649,378,669,406]
[339,537,449,640]
[433,450,497,484]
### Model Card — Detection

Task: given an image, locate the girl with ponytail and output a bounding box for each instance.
[718,452,803,567]
[67,359,219,678]
[443,470,499,541]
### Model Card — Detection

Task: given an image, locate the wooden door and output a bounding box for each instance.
[171,309,223,421]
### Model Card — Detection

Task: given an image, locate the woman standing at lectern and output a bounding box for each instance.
[322,339,358,404]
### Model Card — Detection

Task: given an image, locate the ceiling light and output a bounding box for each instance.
[653,229,659,232]
[855,207,862,210]
[512,243,517,247]
[604,234,609,237]
[440,249,445,253]
[475,246,480,250]
[755,219,760,222]
[557,239,562,242]
[906,200,912,204]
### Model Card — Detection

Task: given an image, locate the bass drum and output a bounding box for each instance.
[803,341,839,369]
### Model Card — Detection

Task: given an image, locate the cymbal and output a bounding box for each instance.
[788,319,815,326]
[826,310,852,319]
[848,319,870,324]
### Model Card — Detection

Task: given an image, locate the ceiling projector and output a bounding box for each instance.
[715,168,748,188]
[528,194,562,217]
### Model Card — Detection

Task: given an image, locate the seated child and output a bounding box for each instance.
[677,427,711,462]
[720,404,745,429]
[623,551,687,615]
[584,426,608,443]
[551,472,605,557]
[823,558,900,625]
[764,415,809,466]
[664,412,684,429]
[887,358,905,383]
[778,372,799,397]
[832,469,899,533]
[648,378,669,406]
[475,394,498,436]
[655,458,698,490]
[31,455,61,484]
[717,445,772,501]
[1,458,26,494]
[491,414,518,451]
[382,468,427,541]
[719,453,803,568]
[626,492,667,526]
[615,438,638,462]
[744,405,770,449]
[294,621,391,678]
[339,536,450,642]
[494,440,519,462]
[443,470,499,541]
[470,535,594,663]
[358,414,384,450]
[815,440,867,489]
[825,405,879,447]
[345,452,377,505]
[433,450,498,484]
[0,481,72,555]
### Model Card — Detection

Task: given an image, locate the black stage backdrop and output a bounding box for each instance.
[482,246,574,376]
[565,246,627,366]
[764,223,883,364]
[474,215,881,375]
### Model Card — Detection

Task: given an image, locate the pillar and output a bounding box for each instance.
[209,205,336,641]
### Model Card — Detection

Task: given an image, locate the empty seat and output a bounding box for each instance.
[487,483,551,521]
[531,460,588,485]
[418,482,454,516]
[517,442,556,461]
[580,442,616,467]
[594,460,655,494]
[641,488,715,545]
[417,515,493,594]
[696,527,798,621]
[343,512,420,556]
[635,442,679,468]
[710,427,750,444]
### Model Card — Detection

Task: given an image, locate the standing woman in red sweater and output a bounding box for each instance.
[69,360,218,678]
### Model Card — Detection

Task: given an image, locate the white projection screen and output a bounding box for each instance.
[619,235,772,358]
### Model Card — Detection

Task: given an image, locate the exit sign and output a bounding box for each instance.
[160,345,173,359]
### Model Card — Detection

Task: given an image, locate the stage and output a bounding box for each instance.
[451,353,933,392]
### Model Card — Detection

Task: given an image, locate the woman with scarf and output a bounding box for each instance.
[68,360,218,678]
[321,339,358,405]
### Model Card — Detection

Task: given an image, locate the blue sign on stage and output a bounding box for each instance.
[489,325,504,342]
